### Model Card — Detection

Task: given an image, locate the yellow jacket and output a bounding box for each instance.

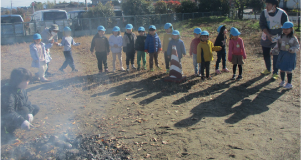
[163,33,172,52]
[197,40,221,63]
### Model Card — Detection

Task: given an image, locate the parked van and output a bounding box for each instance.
[1,15,25,36]
[31,9,70,33]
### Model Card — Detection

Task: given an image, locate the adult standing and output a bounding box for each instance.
[259,0,288,80]
[40,24,59,76]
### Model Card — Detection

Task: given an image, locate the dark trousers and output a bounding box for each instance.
[60,51,75,70]
[233,64,242,75]
[201,61,210,78]
[262,46,279,74]
[215,50,226,70]
[126,51,135,65]
[149,52,159,69]
[1,105,39,135]
[95,52,108,71]
[164,51,171,69]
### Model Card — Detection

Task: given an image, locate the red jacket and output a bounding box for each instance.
[228,37,247,61]
[189,38,201,55]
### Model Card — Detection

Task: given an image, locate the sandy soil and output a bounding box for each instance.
[1,19,300,159]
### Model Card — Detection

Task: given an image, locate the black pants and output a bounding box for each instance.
[60,51,75,70]
[126,51,135,65]
[201,62,210,78]
[95,52,108,71]
[215,50,226,70]
[1,105,40,134]
[233,64,242,75]
[164,51,171,69]
[262,46,278,74]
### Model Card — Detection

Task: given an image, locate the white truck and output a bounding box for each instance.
[31,9,71,33]
[279,0,299,10]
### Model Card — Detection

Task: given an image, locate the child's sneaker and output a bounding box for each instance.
[279,81,285,87]
[166,69,170,74]
[120,67,125,71]
[131,64,137,70]
[236,75,243,81]
[105,69,109,73]
[231,75,236,80]
[201,76,205,80]
[137,67,140,71]
[40,78,50,82]
[272,73,278,80]
[284,83,293,89]
[143,65,147,70]
[222,68,230,72]
[99,70,102,74]
[126,68,130,72]
[197,74,202,77]
[157,66,162,70]
[150,68,154,72]
[72,69,78,72]
[59,69,64,73]
[215,69,221,74]
[207,76,212,80]
[261,69,271,75]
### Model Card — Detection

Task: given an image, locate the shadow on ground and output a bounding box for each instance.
[174,75,288,127]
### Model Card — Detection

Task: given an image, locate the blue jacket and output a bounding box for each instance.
[30,42,52,68]
[144,33,162,53]
[167,39,186,59]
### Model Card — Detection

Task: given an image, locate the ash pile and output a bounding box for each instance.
[1,134,131,160]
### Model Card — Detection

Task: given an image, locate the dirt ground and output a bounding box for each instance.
[1,18,300,159]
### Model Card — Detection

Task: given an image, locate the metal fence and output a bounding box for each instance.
[1,11,222,45]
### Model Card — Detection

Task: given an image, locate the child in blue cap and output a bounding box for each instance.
[197,31,222,80]
[214,25,229,74]
[135,26,147,70]
[123,24,137,72]
[228,27,247,81]
[271,21,299,89]
[145,25,162,71]
[109,26,124,72]
[163,23,173,73]
[90,25,110,73]
[190,28,202,76]
[167,30,186,73]
[30,33,53,82]
[57,27,80,73]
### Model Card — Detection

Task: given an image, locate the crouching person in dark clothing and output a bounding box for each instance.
[1,68,39,144]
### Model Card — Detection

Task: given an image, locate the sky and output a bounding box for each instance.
[1,0,87,8]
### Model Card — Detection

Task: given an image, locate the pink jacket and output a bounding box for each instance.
[228,37,246,61]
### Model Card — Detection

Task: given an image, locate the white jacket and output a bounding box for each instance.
[109,35,123,53]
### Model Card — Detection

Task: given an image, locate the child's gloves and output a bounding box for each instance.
[28,114,34,123]
[21,120,33,130]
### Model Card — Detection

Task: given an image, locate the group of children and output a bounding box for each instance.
[2,20,297,142]
[30,21,299,88]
